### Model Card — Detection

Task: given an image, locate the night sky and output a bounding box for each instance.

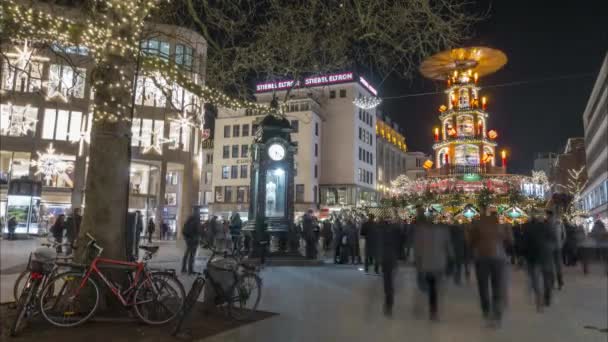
[382,0,608,174]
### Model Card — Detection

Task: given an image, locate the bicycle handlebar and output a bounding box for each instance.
[85,233,104,256]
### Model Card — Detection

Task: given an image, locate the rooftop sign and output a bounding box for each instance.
[255,72,377,94]
[359,76,378,96]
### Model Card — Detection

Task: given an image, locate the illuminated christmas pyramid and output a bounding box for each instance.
[420,47,508,176]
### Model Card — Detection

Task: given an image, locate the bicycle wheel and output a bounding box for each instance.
[134,272,185,325]
[13,270,30,302]
[10,278,40,336]
[39,271,99,327]
[228,273,262,321]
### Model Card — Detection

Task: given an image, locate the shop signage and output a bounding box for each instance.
[359,76,378,96]
[304,72,354,86]
[255,80,299,92]
[256,71,369,93]
[236,158,251,164]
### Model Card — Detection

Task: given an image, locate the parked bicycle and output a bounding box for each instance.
[172,248,262,336]
[38,233,186,327]
[10,240,84,336]
[13,239,76,302]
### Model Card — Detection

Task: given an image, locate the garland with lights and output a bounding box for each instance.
[353,96,382,110]
[1,0,272,124]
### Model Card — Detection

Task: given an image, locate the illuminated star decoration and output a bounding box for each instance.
[69,128,91,156]
[135,128,173,154]
[31,143,70,181]
[169,110,197,131]
[5,104,38,136]
[5,39,50,70]
[353,96,382,110]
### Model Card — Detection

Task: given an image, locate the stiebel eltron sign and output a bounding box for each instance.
[304,72,354,86]
[255,72,363,93]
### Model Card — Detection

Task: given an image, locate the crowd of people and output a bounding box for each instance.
[297,206,608,327]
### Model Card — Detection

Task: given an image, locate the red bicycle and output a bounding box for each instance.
[38,233,185,327]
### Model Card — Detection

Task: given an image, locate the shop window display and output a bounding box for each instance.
[0,151,31,184]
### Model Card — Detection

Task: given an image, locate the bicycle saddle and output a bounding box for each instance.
[139,245,159,254]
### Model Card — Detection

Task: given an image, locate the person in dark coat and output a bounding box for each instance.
[522,212,556,311]
[302,210,316,259]
[229,212,243,252]
[147,218,155,243]
[321,219,333,251]
[449,221,467,285]
[65,208,82,254]
[376,213,402,316]
[562,220,578,266]
[414,208,452,321]
[333,218,344,264]
[161,219,170,240]
[345,219,359,264]
[7,216,18,240]
[182,212,201,274]
[361,214,379,274]
[51,214,66,253]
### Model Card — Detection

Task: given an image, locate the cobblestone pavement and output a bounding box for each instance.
[2,238,607,341]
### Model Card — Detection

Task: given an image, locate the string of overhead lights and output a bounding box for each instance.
[1,0,272,124]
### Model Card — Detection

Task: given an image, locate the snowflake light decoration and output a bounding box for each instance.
[169,110,197,131]
[353,96,382,110]
[31,143,70,181]
[4,104,38,136]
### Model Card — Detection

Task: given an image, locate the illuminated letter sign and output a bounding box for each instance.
[304,72,353,86]
[359,76,378,96]
[255,80,299,92]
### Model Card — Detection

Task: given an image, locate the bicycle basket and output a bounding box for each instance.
[29,247,57,274]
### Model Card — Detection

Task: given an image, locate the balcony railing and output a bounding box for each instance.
[426,164,506,177]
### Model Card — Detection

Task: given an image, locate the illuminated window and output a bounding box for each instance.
[175,44,193,71]
[48,64,86,99]
[141,39,170,60]
[135,75,167,108]
[222,166,230,179]
[1,59,43,93]
[0,104,38,137]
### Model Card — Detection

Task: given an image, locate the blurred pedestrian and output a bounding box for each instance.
[51,214,66,253]
[522,210,556,312]
[333,218,344,264]
[361,214,379,274]
[377,212,402,316]
[546,210,565,289]
[7,216,18,240]
[302,209,317,259]
[414,207,452,321]
[449,219,466,285]
[321,219,333,251]
[229,212,243,253]
[346,219,359,264]
[146,218,155,243]
[563,220,578,266]
[469,209,513,328]
[161,219,170,240]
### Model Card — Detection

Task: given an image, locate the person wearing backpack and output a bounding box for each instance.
[181,212,201,274]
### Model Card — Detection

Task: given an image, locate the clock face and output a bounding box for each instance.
[268,144,285,161]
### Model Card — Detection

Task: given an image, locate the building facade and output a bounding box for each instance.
[533,152,558,177]
[210,72,379,216]
[375,112,407,199]
[404,152,432,180]
[551,138,587,194]
[1,24,207,238]
[581,54,608,224]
